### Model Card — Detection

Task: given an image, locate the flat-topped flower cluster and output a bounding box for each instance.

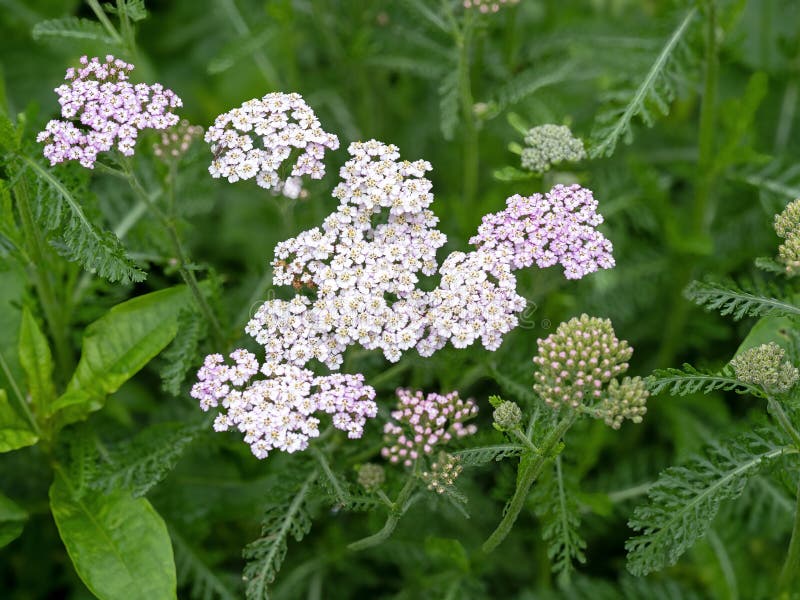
[205,92,339,198]
[37,55,182,168]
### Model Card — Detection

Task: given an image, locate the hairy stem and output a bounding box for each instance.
[13,175,74,378]
[348,474,417,551]
[482,412,576,553]
[779,481,800,592]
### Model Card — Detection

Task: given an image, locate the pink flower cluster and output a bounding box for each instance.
[206,92,339,198]
[470,184,615,280]
[382,389,478,467]
[190,350,377,459]
[37,55,182,168]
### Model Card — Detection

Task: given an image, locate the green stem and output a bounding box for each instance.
[121,163,226,347]
[13,176,74,378]
[482,412,576,553]
[219,0,279,88]
[768,398,800,450]
[86,0,124,47]
[348,474,417,551]
[779,482,800,592]
[457,14,479,206]
[310,446,347,506]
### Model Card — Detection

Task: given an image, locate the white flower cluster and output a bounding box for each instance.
[205,92,339,198]
[192,350,377,459]
[245,140,527,369]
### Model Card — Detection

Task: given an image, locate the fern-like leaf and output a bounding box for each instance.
[91,422,200,497]
[32,17,119,45]
[625,428,796,575]
[685,279,800,320]
[489,61,580,115]
[648,364,763,397]
[161,310,206,396]
[453,444,525,467]
[243,469,318,600]
[589,8,697,158]
[731,158,800,200]
[533,456,586,583]
[21,156,145,283]
[488,362,538,405]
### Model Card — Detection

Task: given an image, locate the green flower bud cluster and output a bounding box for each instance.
[357,463,385,492]
[775,199,800,276]
[520,124,586,174]
[421,452,462,494]
[533,314,648,428]
[493,400,522,430]
[730,342,799,394]
[598,376,648,429]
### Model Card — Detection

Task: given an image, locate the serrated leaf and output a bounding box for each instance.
[208,28,272,75]
[589,8,697,158]
[0,491,27,548]
[685,279,800,320]
[18,307,55,413]
[0,389,37,453]
[453,444,524,467]
[91,422,200,497]
[52,286,193,428]
[50,473,177,600]
[20,157,145,284]
[648,364,763,397]
[625,428,795,575]
[32,17,118,45]
[243,470,317,599]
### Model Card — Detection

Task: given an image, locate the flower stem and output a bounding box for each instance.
[121,163,226,347]
[779,481,800,592]
[348,474,417,551]
[482,412,576,553]
[768,398,800,450]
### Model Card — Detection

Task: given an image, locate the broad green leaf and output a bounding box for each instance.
[0,389,38,452]
[18,307,56,413]
[50,474,177,600]
[424,536,470,573]
[0,491,27,547]
[53,286,192,428]
[0,266,25,395]
[735,315,794,356]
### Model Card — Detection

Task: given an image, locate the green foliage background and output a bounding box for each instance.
[2,0,800,598]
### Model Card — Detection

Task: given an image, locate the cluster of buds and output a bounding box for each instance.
[775,199,800,276]
[520,124,586,174]
[421,452,463,494]
[533,314,648,428]
[730,342,799,394]
[381,389,478,467]
[153,119,203,161]
[357,463,385,492]
[37,55,182,168]
[492,399,522,431]
[463,0,519,13]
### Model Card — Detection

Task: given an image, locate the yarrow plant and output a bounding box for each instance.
[730,342,799,394]
[205,92,339,197]
[533,314,648,428]
[470,184,615,279]
[519,124,586,174]
[37,55,182,168]
[381,389,478,466]
[774,198,800,275]
[190,350,377,458]
[463,0,519,13]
